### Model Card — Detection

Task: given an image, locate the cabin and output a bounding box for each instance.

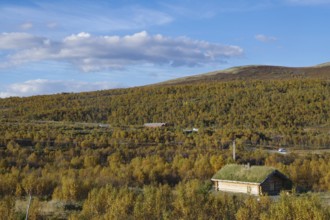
[211,164,292,196]
[98,124,110,128]
[183,128,199,134]
[144,123,167,128]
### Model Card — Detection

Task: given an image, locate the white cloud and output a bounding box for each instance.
[0,79,121,98]
[0,32,47,50]
[64,32,91,41]
[20,22,33,30]
[255,34,277,43]
[0,31,243,72]
[0,92,12,98]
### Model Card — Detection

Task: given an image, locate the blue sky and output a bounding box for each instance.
[1,0,330,97]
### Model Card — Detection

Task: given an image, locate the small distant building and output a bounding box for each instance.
[144,123,167,128]
[98,124,110,128]
[211,164,292,196]
[183,127,199,134]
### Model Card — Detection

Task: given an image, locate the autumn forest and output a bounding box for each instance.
[0,78,330,219]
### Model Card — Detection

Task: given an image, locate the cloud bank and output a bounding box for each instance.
[0,79,121,98]
[0,31,243,72]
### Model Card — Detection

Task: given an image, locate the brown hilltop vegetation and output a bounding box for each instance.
[158,63,330,85]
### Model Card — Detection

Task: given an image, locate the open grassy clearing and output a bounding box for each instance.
[15,198,81,220]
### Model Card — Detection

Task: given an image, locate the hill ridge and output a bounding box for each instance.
[157,63,330,85]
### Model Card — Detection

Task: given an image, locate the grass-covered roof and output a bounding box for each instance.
[212,164,276,183]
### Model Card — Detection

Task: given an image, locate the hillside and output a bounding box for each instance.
[1,66,330,219]
[1,79,329,148]
[158,64,330,85]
